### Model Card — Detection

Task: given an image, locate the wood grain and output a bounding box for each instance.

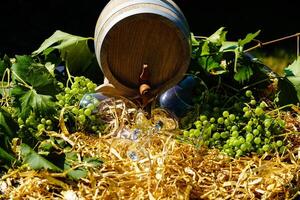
[94,0,191,97]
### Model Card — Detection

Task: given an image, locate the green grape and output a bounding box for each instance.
[255,107,264,116]
[231,125,238,132]
[70,88,79,95]
[257,125,263,131]
[232,131,239,137]
[18,118,24,125]
[246,133,254,142]
[245,90,252,97]
[183,130,189,137]
[213,132,221,140]
[65,88,71,94]
[279,146,286,153]
[202,120,209,126]
[84,108,92,116]
[244,111,251,118]
[245,125,252,132]
[210,124,217,131]
[260,101,267,108]
[243,106,249,112]
[90,115,96,121]
[87,82,95,90]
[217,117,224,124]
[264,138,270,144]
[224,119,231,126]
[264,119,272,128]
[265,131,271,137]
[236,149,243,157]
[253,129,259,135]
[46,119,52,125]
[222,111,229,118]
[250,99,256,105]
[199,115,207,121]
[221,131,229,139]
[240,143,247,151]
[276,140,283,147]
[71,107,79,114]
[210,117,216,123]
[87,103,95,110]
[41,118,46,124]
[238,137,245,145]
[37,124,45,131]
[262,144,270,152]
[257,148,264,155]
[254,137,261,144]
[58,100,64,105]
[194,129,201,137]
[78,114,86,123]
[229,114,235,121]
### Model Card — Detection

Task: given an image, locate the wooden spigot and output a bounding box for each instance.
[139,64,152,116]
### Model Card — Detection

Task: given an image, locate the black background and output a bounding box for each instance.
[0,0,299,56]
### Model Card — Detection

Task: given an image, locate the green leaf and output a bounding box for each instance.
[83,157,103,167]
[45,62,55,77]
[64,164,87,180]
[191,33,199,46]
[220,41,238,52]
[285,76,300,101]
[234,65,253,83]
[207,27,227,45]
[0,146,16,164]
[32,30,94,73]
[201,41,210,56]
[11,55,57,92]
[284,57,300,76]
[238,30,260,47]
[0,55,11,78]
[19,89,55,118]
[20,143,62,172]
[0,108,18,138]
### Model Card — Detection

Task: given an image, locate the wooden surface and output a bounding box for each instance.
[94,0,191,97]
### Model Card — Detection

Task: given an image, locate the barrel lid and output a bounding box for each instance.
[95,1,191,97]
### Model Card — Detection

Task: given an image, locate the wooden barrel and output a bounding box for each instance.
[94,0,191,97]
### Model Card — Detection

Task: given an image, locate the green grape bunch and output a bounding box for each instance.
[55,76,105,134]
[183,90,288,158]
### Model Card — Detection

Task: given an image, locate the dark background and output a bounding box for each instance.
[0,0,299,57]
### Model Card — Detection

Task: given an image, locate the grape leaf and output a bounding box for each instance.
[284,57,300,76]
[11,55,57,94]
[0,146,16,164]
[0,108,18,138]
[191,33,199,46]
[234,65,253,83]
[207,27,227,45]
[220,41,238,52]
[238,30,260,47]
[32,30,94,73]
[0,55,11,78]
[20,143,62,172]
[19,89,55,119]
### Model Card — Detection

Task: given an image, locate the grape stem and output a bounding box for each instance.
[266,104,294,114]
[0,68,11,106]
[65,64,74,87]
[244,32,300,53]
